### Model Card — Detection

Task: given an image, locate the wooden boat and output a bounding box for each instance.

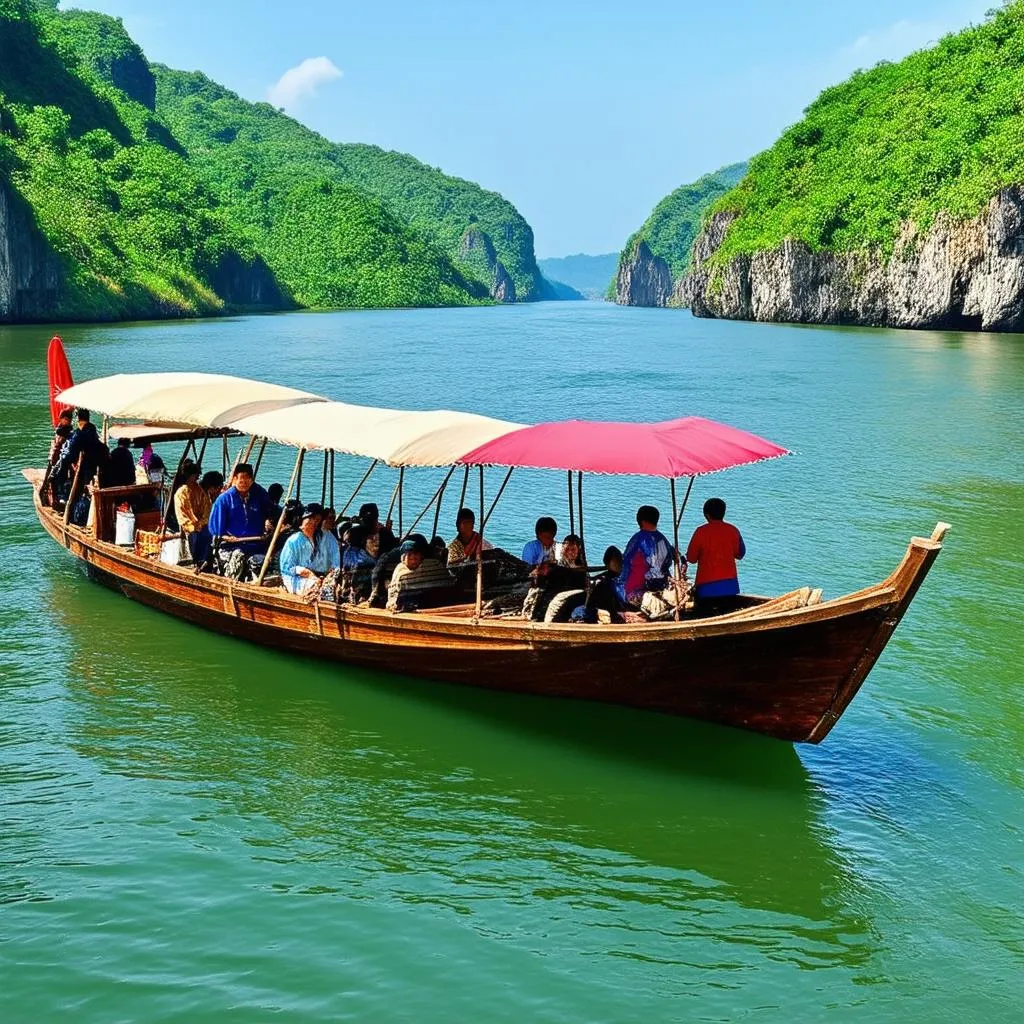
[28,372,950,744]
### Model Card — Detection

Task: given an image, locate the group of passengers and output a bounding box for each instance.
[46,415,748,620]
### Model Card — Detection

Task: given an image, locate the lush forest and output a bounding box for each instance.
[709,1,1024,265]
[0,0,550,321]
[618,162,748,283]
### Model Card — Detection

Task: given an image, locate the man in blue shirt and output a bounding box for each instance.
[208,463,273,578]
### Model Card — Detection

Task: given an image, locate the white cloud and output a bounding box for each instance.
[266,57,343,110]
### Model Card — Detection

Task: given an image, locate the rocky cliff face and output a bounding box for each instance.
[459,226,516,302]
[680,187,1024,331]
[615,240,673,307]
[0,179,62,322]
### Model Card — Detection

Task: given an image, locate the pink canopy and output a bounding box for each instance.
[457,417,790,478]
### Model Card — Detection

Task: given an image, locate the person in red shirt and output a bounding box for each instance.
[685,497,746,616]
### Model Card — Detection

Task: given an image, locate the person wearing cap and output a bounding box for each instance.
[173,460,212,564]
[387,536,456,611]
[279,504,341,596]
[358,502,397,560]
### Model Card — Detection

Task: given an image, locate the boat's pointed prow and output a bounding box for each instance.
[931,522,951,544]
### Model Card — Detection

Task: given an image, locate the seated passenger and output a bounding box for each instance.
[280,504,342,596]
[201,470,224,504]
[523,547,588,623]
[369,532,427,607]
[431,535,448,566]
[173,460,212,565]
[48,409,73,465]
[341,524,376,603]
[106,437,136,488]
[522,516,558,565]
[584,546,626,624]
[208,463,272,580]
[447,508,492,565]
[45,411,73,507]
[616,505,675,608]
[358,502,397,559]
[558,533,584,568]
[387,537,456,611]
[321,507,338,539]
[266,482,285,527]
[685,497,746,616]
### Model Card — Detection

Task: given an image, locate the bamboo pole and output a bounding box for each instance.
[256,448,304,586]
[431,464,452,540]
[339,459,378,516]
[320,449,329,507]
[567,470,575,535]
[457,464,470,514]
[475,465,484,618]
[329,450,335,509]
[403,466,456,541]
[197,434,210,470]
[232,435,256,477]
[577,471,585,554]
[385,475,400,526]
[676,474,695,532]
[62,457,84,530]
[482,467,514,529]
[221,435,229,476]
[252,437,268,479]
[397,467,405,536]
[670,478,685,621]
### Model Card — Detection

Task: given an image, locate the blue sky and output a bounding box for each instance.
[65,0,993,256]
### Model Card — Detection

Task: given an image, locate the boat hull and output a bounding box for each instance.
[28,473,946,744]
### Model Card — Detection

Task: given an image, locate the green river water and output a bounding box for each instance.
[0,302,1020,1022]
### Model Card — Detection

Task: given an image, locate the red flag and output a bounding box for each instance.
[47,335,73,427]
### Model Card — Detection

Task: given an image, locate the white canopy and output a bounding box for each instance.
[58,373,326,428]
[230,401,525,467]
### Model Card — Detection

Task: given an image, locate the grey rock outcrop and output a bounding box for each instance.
[680,187,1024,331]
[614,240,672,307]
[0,179,62,322]
[459,226,516,302]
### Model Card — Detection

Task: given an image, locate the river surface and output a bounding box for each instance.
[0,302,1020,1022]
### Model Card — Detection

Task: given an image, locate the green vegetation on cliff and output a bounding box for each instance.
[0,0,283,320]
[620,162,747,281]
[0,1,552,321]
[710,2,1024,263]
[152,67,545,302]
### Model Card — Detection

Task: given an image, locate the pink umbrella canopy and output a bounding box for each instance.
[457,417,790,478]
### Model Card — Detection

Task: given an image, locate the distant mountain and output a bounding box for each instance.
[614,162,748,306]
[538,253,619,299]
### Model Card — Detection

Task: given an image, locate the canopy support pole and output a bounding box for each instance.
[397,467,405,536]
[483,467,514,529]
[222,434,229,477]
[296,451,304,501]
[457,465,470,514]
[431,465,452,541]
[567,471,575,535]
[475,465,485,619]
[197,434,210,472]
[232,435,256,477]
[385,474,400,527]
[158,441,192,540]
[669,477,688,621]
[339,459,378,516]
[320,449,329,507]
[101,415,109,445]
[402,466,456,542]
[676,474,695,533]
[252,437,268,480]
[577,471,585,556]
[257,447,304,587]
[329,450,335,509]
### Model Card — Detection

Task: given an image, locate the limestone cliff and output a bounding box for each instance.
[459,227,516,303]
[680,187,1024,332]
[0,179,61,322]
[615,240,672,307]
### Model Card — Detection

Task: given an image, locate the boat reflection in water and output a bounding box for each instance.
[54,569,874,970]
